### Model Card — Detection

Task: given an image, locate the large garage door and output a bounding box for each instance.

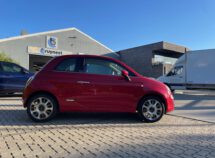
[29,54,53,72]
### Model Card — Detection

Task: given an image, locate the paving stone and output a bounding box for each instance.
[0,97,214,158]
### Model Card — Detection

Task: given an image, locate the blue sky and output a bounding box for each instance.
[1,0,215,51]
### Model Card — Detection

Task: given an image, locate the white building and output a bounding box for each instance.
[0,28,113,72]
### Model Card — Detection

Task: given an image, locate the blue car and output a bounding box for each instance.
[0,61,33,94]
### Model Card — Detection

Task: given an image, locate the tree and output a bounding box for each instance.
[0,52,17,63]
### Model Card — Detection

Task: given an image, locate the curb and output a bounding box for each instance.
[167,114,215,124]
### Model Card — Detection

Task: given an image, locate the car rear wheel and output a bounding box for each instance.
[27,94,58,122]
[138,96,165,123]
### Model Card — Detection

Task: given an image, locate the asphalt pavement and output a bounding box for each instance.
[173,90,215,123]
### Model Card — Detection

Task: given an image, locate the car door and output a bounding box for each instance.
[51,57,89,111]
[1,62,30,92]
[75,57,144,112]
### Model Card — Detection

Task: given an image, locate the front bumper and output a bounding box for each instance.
[165,93,175,113]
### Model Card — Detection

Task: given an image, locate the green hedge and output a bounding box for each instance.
[0,52,17,63]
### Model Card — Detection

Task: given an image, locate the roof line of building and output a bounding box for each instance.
[74,28,113,52]
[0,27,113,52]
[116,41,189,53]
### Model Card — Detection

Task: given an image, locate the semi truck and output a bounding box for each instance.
[158,49,215,91]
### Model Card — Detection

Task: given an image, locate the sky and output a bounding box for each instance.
[1,0,215,51]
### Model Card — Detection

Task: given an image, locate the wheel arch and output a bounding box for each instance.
[24,91,60,112]
[137,93,167,114]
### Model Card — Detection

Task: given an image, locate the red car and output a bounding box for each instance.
[23,55,174,122]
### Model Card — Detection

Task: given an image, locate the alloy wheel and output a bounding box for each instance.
[29,97,54,120]
[141,99,163,121]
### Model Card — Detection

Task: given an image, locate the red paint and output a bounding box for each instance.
[23,55,174,113]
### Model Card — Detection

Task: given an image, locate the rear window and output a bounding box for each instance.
[1,62,22,73]
[55,58,77,72]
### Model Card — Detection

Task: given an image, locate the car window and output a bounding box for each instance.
[167,66,183,76]
[55,58,77,72]
[175,66,183,75]
[2,62,22,73]
[83,58,134,76]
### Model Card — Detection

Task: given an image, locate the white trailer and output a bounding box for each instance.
[158,49,215,91]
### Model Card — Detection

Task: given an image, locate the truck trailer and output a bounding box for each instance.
[158,49,215,91]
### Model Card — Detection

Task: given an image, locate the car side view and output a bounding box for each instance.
[23,55,174,123]
[0,61,33,94]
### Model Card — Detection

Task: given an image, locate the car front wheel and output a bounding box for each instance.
[27,94,58,122]
[138,96,165,123]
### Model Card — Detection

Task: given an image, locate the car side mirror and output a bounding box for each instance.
[121,70,131,81]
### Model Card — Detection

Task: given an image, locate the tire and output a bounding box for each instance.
[27,94,58,122]
[137,96,165,123]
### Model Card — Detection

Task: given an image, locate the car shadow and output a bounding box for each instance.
[56,112,142,123]
[0,96,147,126]
[0,108,143,126]
[0,94,22,98]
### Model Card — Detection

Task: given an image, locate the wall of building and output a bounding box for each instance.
[0,28,112,69]
[151,64,164,77]
[117,42,187,78]
[117,43,164,77]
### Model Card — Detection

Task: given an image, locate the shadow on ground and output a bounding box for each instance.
[174,93,215,110]
[0,94,22,98]
[174,93,215,101]
[0,108,214,127]
[0,108,144,126]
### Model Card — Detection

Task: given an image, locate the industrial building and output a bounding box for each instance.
[0,28,188,77]
[115,42,189,78]
[0,28,113,72]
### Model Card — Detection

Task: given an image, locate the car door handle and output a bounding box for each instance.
[77,81,90,84]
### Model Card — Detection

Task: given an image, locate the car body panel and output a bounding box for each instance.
[0,61,33,93]
[54,72,145,112]
[23,55,174,114]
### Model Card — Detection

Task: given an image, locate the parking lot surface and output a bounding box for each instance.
[0,95,215,158]
[174,90,215,123]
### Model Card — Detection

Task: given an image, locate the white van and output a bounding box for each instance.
[158,49,215,91]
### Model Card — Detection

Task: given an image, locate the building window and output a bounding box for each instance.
[153,55,178,65]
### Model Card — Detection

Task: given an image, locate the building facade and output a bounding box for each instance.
[0,28,189,77]
[115,42,189,78]
[0,28,113,72]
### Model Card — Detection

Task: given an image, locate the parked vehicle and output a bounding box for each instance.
[0,61,33,94]
[158,49,215,91]
[23,55,174,122]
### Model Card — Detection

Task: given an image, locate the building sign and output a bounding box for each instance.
[46,36,58,49]
[28,46,71,56]
[40,48,62,56]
